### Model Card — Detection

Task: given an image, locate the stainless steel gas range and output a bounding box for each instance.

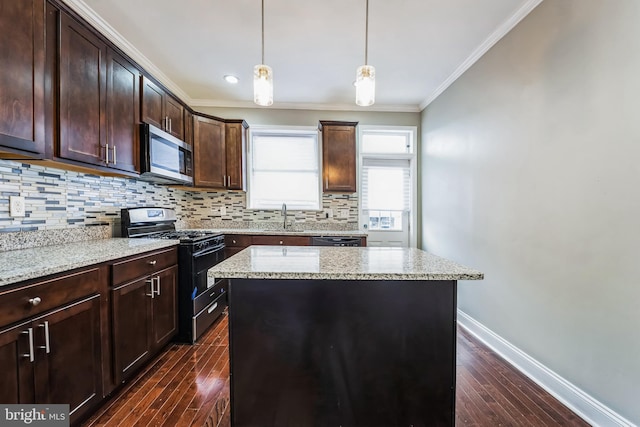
[121,207,227,343]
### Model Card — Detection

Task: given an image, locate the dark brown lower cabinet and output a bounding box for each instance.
[111,265,178,384]
[0,295,102,424]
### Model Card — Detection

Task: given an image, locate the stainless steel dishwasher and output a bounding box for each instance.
[310,236,363,246]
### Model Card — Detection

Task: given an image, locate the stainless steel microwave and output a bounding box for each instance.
[140,123,193,185]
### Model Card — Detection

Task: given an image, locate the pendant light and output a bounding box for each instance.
[355,0,375,106]
[254,0,273,106]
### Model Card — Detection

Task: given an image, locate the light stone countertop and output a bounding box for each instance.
[208,246,483,281]
[0,238,179,288]
[187,228,368,237]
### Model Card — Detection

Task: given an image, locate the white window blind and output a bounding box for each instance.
[248,129,320,210]
[361,158,411,212]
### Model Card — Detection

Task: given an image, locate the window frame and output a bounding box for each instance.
[246,125,322,211]
[358,125,418,247]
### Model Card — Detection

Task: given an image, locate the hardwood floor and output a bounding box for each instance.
[83,312,589,427]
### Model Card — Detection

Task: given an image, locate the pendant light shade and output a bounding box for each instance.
[356,0,375,106]
[356,65,375,106]
[254,64,273,106]
[254,0,273,106]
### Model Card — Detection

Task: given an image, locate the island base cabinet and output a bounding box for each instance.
[0,296,102,424]
[229,279,457,427]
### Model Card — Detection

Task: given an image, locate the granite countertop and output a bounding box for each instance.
[208,246,483,281]
[187,228,368,237]
[0,238,179,288]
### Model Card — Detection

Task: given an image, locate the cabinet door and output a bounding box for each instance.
[111,277,152,384]
[193,115,225,187]
[34,296,102,423]
[225,121,246,190]
[151,265,178,349]
[141,76,165,130]
[184,110,194,145]
[0,320,35,404]
[58,12,106,165]
[164,95,184,141]
[0,0,46,156]
[321,121,357,192]
[106,48,139,173]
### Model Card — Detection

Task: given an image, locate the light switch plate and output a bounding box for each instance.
[220,206,227,216]
[340,209,349,218]
[326,208,333,218]
[10,196,26,217]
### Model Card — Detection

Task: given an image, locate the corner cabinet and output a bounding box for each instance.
[192,115,248,190]
[225,120,248,190]
[141,76,184,141]
[319,121,358,192]
[193,115,226,188]
[0,0,46,158]
[110,247,178,385]
[0,266,106,424]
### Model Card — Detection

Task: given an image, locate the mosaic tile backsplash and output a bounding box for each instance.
[0,159,359,236]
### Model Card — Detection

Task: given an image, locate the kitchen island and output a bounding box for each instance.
[209,246,483,427]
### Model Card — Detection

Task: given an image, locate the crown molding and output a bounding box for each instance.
[58,0,193,104]
[419,0,544,111]
[189,99,421,113]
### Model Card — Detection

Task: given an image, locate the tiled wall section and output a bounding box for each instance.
[0,160,359,234]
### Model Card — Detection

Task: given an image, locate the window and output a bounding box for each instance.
[247,127,320,210]
[361,158,411,231]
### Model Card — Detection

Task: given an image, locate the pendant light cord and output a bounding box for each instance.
[261,0,265,65]
[364,0,369,65]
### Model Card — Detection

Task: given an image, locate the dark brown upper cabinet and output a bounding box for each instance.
[319,121,358,193]
[57,11,139,173]
[105,48,140,173]
[225,120,248,190]
[58,11,107,166]
[193,115,225,188]
[184,109,194,145]
[0,0,46,158]
[141,76,184,141]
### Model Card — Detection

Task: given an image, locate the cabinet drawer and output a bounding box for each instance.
[225,234,252,247]
[252,235,311,246]
[112,247,177,285]
[194,279,228,315]
[0,267,103,329]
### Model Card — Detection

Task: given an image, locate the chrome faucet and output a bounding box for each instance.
[281,203,289,230]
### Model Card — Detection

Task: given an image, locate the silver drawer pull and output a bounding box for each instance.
[22,328,34,362]
[148,260,157,266]
[28,297,42,306]
[39,321,51,354]
[208,302,218,314]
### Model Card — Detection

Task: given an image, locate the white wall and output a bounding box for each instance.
[421,0,640,423]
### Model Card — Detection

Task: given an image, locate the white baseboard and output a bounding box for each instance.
[457,310,636,427]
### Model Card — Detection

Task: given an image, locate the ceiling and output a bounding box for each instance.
[66,0,542,112]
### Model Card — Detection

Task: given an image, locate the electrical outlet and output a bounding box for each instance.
[340,209,349,218]
[325,208,333,218]
[220,206,227,216]
[9,196,26,217]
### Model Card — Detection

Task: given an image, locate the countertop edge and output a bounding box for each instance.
[0,239,179,288]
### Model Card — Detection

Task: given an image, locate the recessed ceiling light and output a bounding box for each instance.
[224,75,239,84]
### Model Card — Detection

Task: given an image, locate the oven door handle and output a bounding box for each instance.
[193,244,225,258]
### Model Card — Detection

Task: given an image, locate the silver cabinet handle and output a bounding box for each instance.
[22,328,34,362]
[105,143,110,165]
[39,321,50,354]
[28,297,42,306]
[164,116,169,131]
[223,175,226,187]
[148,260,157,266]
[146,278,155,298]
[154,276,161,296]
[112,145,117,165]
[228,175,231,187]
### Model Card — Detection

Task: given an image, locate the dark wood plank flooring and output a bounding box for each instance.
[83,312,589,426]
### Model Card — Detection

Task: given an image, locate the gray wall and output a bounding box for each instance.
[421,0,640,423]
